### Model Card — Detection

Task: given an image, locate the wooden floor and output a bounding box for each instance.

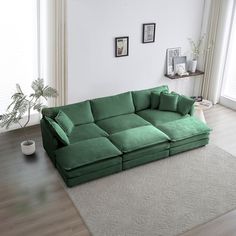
[0,104,236,236]
[0,126,90,236]
[204,104,236,157]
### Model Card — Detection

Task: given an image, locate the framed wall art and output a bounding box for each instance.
[173,56,187,74]
[166,47,181,75]
[115,36,129,57]
[142,23,156,43]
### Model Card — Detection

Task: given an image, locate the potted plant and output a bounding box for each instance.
[188,35,205,73]
[0,78,58,155]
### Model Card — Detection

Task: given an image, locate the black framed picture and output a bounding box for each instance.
[115,36,129,57]
[142,23,156,43]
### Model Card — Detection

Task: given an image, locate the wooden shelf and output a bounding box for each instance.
[165,70,204,79]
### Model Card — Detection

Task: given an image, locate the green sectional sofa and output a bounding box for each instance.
[41,85,211,187]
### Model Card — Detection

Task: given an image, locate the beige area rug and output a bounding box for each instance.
[65,144,236,236]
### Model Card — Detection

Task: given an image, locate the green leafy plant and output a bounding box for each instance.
[0,78,58,143]
[188,35,205,60]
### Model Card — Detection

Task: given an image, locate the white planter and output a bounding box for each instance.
[21,140,36,155]
[189,59,198,73]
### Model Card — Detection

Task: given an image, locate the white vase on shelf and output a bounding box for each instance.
[189,59,198,73]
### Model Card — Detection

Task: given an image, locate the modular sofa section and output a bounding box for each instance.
[55,137,122,187]
[109,125,170,153]
[156,117,211,155]
[109,125,170,169]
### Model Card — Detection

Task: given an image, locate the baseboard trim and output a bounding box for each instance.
[220,96,236,111]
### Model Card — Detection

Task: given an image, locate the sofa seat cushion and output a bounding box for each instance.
[170,133,209,148]
[123,142,170,162]
[96,113,150,134]
[109,125,170,153]
[170,138,209,156]
[137,109,189,126]
[156,117,211,142]
[68,123,108,143]
[57,164,122,187]
[55,137,122,171]
[123,149,170,170]
[91,92,135,121]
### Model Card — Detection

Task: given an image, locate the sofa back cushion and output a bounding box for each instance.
[151,91,164,109]
[171,91,195,116]
[132,85,169,111]
[177,95,195,115]
[42,100,94,126]
[91,92,135,121]
[159,92,179,112]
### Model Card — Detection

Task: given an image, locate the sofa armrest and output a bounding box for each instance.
[189,104,195,116]
[40,118,61,165]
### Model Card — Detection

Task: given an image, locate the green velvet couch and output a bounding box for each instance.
[41,85,211,187]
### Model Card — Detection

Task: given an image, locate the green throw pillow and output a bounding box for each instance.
[159,92,178,112]
[151,91,163,109]
[132,85,169,111]
[55,110,74,135]
[45,117,70,145]
[177,95,195,115]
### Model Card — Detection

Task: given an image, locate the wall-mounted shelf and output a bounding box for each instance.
[165,70,204,79]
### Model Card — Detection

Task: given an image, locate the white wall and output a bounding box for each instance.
[67,0,205,103]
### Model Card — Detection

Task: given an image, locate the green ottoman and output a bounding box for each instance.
[109,125,170,170]
[55,137,122,187]
[157,117,212,155]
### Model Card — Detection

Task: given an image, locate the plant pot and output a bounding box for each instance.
[21,140,36,155]
[189,59,198,73]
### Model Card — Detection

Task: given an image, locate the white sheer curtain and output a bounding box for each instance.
[40,0,68,107]
[201,0,235,104]
[220,1,236,110]
[0,0,38,114]
[0,0,41,132]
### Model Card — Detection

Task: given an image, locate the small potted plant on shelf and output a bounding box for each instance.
[188,35,205,73]
[0,78,58,155]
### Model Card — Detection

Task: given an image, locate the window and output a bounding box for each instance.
[0,0,38,114]
[221,5,236,101]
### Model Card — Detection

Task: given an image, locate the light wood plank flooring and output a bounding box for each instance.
[0,104,236,236]
[205,104,236,156]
